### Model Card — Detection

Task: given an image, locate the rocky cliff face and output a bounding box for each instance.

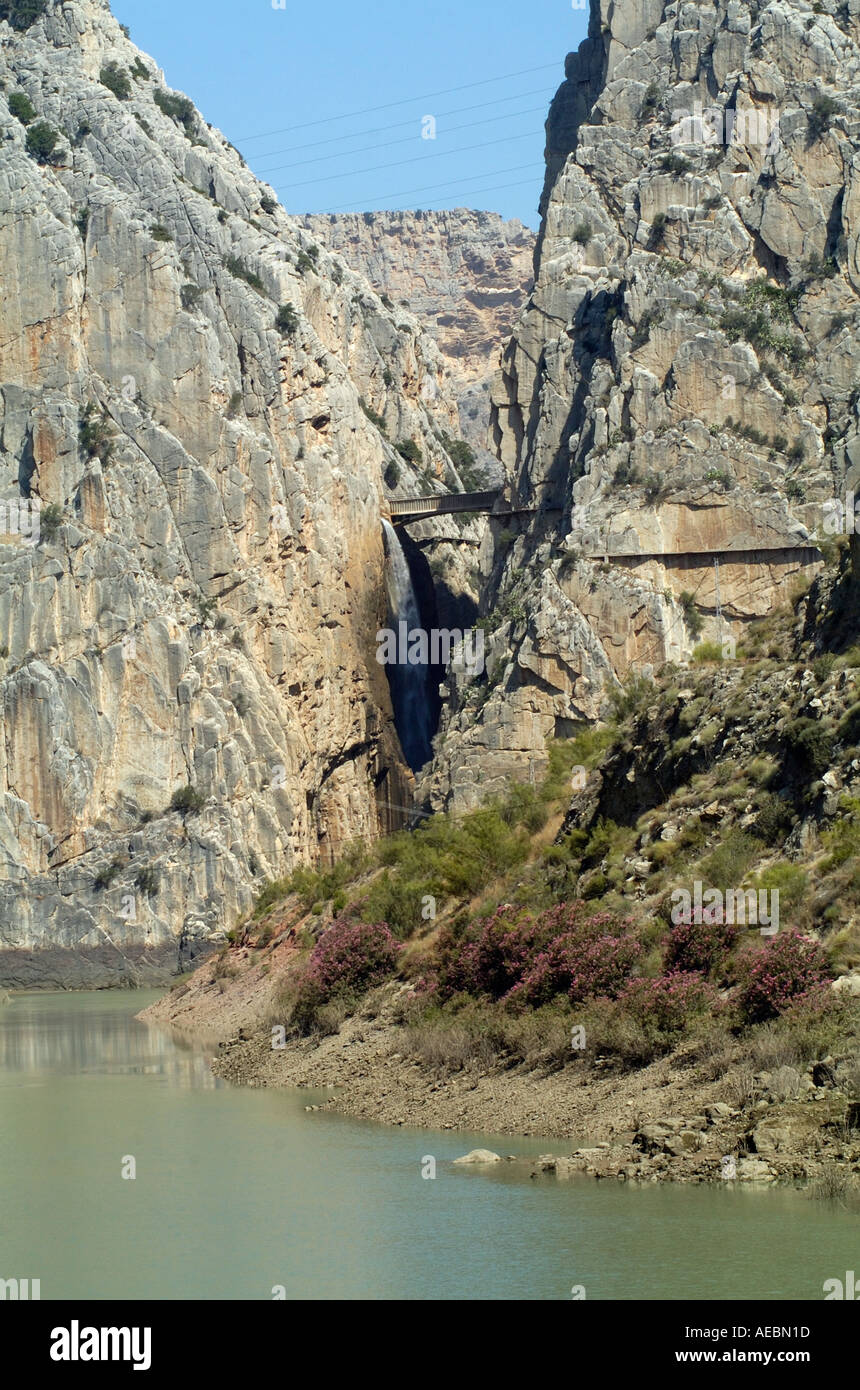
[299,211,535,478]
[0,0,467,984]
[421,0,860,812]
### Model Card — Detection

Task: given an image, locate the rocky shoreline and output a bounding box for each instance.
[142,976,860,1191]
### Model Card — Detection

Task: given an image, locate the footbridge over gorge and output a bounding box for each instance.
[383,491,822,569]
[385,489,530,524]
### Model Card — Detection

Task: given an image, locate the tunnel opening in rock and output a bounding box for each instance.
[381,520,444,772]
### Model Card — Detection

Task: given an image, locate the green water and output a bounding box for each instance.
[0,990,855,1300]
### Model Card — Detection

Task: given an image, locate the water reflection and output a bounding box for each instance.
[0,992,218,1089]
[1,991,857,1300]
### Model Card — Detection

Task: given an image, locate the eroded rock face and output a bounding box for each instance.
[300,211,535,478]
[0,0,467,984]
[422,0,860,811]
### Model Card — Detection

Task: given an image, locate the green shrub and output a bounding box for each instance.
[679,590,704,639]
[260,194,276,214]
[692,641,723,663]
[25,119,58,163]
[378,804,528,903]
[383,459,401,489]
[614,459,641,486]
[784,717,834,778]
[74,206,90,238]
[275,302,298,334]
[719,282,806,364]
[632,307,661,348]
[169,785,204,815]
[226,390,242,418]
[38,502,64,541]
[359,398,387,434]
[93,857,123,890]
[660,152,691,175]
[820,798,860,869]
[439,434,479,485]
[0,1,49,31]
[253,877,291,918]
[151,223,172,242]
[225,255,265,293]
[607,673,654,720]
[807,94,841,142]
[78,402,114,462]
[639,81,661,119]
[359,872,433,939]
[395,438,422,464]
[542,729,616,798]
[296,246,319,274]
[135,866,159,898]
[752,792,795,845]
[699,829,759,892]
[572,220,592,245]
[8,91,36,124]
[756,861,807,910]
[130,57,150,82]
[153,88,196,136]
[647,212,667,251]
[100,62,131,100]
[803,252,837,281]
[180,283,203,310]
[502,783,549,834]
[812,652,836,683]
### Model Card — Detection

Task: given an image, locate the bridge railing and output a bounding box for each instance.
[388,490,502,516]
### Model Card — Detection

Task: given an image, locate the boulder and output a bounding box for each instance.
[452,1149,502,1165]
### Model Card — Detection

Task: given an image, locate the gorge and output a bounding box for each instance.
[0,0,860,1216]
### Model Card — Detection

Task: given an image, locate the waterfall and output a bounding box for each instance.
[381,519,434,771]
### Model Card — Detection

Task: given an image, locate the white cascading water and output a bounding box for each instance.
[381,519,433,770]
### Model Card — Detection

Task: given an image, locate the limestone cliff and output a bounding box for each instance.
[421,0,859,811]
[0,0,465,983]
[299,211,535,479]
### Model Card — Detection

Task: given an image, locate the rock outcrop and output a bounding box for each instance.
[300,211,535,478]
[0,0,467,984]
[421,0,860,812]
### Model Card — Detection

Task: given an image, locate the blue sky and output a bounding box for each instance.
[113,0,590,229]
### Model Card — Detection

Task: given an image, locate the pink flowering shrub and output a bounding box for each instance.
[665,915,740,976]
[433,905,554,1000]
[617,971,718,1035]
[431,901,641,1008]
[736,931,830,1022]
[289,918,400,1033]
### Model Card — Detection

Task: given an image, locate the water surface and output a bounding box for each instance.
[0,990,855,1300]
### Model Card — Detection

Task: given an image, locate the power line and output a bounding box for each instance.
[254,105,547,177]
[268,129,539,191]
[297,161,538,212]
[248,85,552,164]
[236,60,562,142]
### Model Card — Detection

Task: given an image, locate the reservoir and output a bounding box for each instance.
[0,990,855,1300]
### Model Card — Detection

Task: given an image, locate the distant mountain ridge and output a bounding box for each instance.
[300,210,535,481]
